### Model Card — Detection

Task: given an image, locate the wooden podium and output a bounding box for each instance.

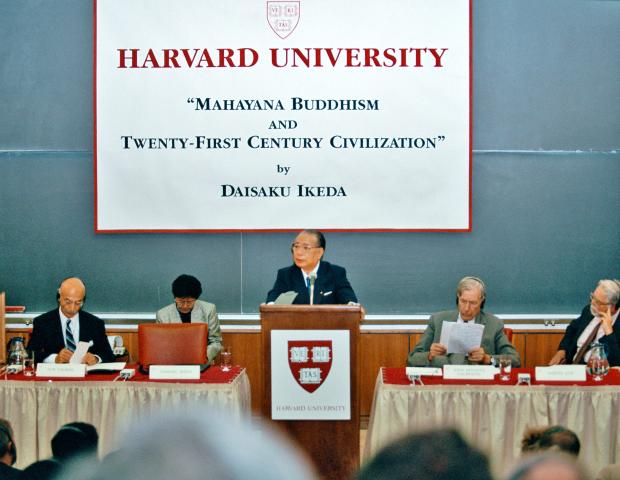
[260,304,362,480]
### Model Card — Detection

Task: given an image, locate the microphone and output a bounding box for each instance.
[309,274,317,305]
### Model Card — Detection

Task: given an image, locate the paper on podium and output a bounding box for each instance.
[439,321,484,354]
[274,291,298,305]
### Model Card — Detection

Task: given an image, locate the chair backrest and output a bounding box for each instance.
[138,323,208,370]
[503,327,514,343]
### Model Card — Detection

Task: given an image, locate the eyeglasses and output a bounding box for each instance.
[458,297,481,307]
[175,298,197,306]
[590,293,611,307]
[60,298,83,307]
[291,243,321,252]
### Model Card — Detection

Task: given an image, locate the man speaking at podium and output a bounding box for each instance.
[266,230,358,305]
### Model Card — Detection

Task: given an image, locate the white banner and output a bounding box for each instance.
[271,329,350,420]
[95,0,471,231]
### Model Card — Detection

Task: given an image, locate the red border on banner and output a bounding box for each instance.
[93,0,473,234]
[93,0,99,234]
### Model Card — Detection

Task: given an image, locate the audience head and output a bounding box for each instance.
[521,425,580,457]
[62,409,315,480]
[21,459,62,480]
[51,422,99,462]
[357,428,492,480]
[507,453,589,480]
[291,230,326,273]
[590,279,620,317]
[0,419,17,466]
[57,277,86,319]
[456,276,487,320]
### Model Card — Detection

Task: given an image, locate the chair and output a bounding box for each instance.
[503,327,514,343]
[138,323,208,372]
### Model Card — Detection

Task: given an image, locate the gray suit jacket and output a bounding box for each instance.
[407,309,521,367]
[155,300,222,363]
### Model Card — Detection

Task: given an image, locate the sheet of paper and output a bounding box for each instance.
[440,321,484,354]
[70,341,92,364]
[274,291,298,305]
[86,362,127,372]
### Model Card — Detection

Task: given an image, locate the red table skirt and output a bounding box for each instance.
[383,367,620,386]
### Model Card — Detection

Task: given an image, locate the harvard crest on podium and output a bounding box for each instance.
[288,340,333,393]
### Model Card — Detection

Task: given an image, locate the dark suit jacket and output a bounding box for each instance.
[27,309,115,363]
[559,305,620,366]
[266,261,357,305]
[0,462,21,480]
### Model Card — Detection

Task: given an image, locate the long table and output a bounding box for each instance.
[364,368,620,476]
[0,366,251,468]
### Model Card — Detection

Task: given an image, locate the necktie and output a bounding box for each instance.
[572,321,600,364]
[65,318,76,352]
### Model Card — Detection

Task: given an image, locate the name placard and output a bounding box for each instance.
[535,365,587,382]
[149,365,200,380]
[36,363,86,378]
[406,367,443,377]
[443,365,495,380]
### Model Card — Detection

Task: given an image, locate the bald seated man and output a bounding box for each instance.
[28,278,114,365]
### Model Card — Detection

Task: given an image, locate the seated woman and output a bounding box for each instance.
[156,274,223,364]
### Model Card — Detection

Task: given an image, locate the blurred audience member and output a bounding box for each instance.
[51,422,99,462]
[521,425,580,457]
[61,409,315,480]
[357,428,492,480]
[21,459,62,480]
[0,419,20,480]
[506,453,589,480]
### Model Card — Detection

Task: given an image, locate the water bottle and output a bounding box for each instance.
[8,337,27,372]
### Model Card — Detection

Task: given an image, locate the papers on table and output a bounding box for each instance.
[439,321,484,354]
[86,362,126,373]
[70,341,93,364]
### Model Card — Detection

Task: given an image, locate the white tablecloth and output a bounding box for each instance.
[0,370,251,468]
[364,369,620,476]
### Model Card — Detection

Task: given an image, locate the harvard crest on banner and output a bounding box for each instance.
[267,1,300,39]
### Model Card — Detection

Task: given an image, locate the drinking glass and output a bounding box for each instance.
[499,355,512,381]
[587,343,609,382]
[23,353,36,377]
[220,346,232,372]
